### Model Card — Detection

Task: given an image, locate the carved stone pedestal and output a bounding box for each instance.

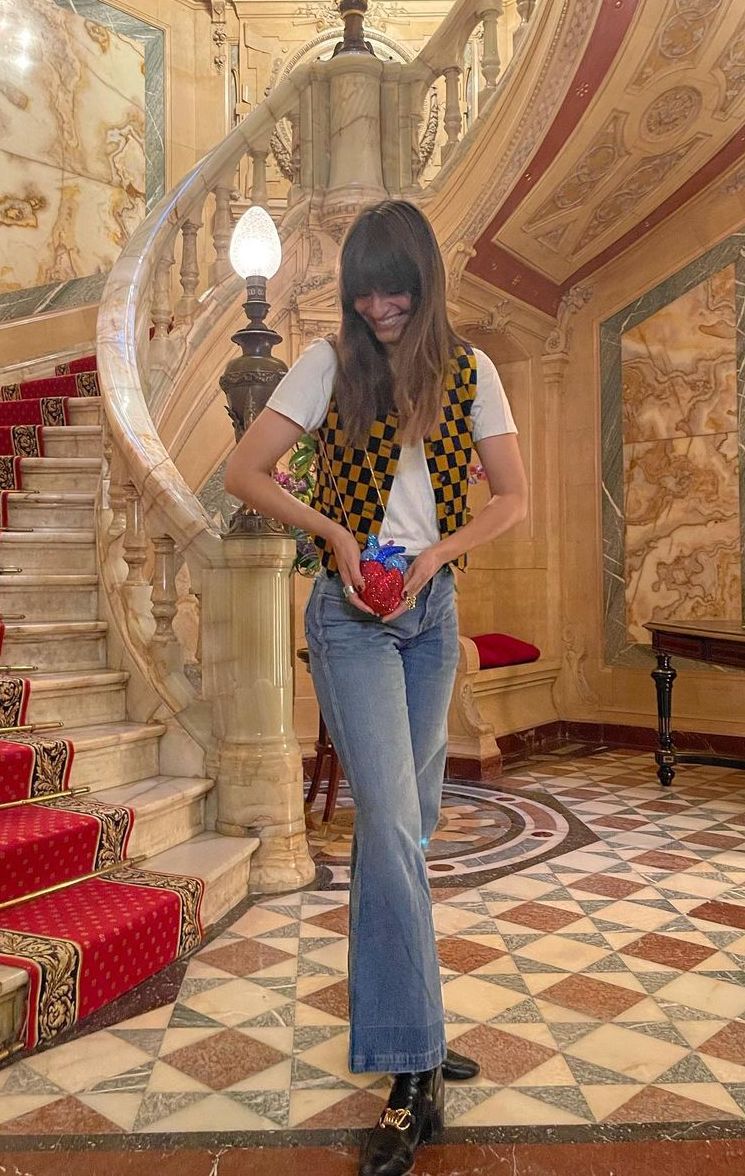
[201,534,316,894]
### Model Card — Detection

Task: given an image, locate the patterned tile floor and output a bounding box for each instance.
[5,749,745,1143]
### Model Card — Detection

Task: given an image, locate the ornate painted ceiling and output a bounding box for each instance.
[431,0,745,316]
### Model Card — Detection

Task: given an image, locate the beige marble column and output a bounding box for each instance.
[321,53,387,236]
[201,534,315,894]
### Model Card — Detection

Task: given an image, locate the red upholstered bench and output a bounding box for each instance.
[447,633,560,778]
[471,632,541,669]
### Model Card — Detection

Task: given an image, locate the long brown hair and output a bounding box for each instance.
[332,200,463,446]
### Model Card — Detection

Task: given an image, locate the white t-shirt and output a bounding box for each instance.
[267,339,517,554]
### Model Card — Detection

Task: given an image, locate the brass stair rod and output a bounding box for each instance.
[0,527,33,533]
[0,666,38,672]
[0,1042,24,1065]
[0,615,26,620]
[0,568,23,574]
[3,489,39,494]
[0,720,64,734]
[0,786,90,811]
[0,855,147,912]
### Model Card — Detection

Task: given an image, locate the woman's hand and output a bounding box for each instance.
[381,544,445,623]
[328,526,376,615]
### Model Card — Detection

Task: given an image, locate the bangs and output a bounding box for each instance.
[340,214,420,304]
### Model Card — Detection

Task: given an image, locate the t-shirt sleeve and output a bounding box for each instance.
[471,348,518,442]
[265,338,337,433]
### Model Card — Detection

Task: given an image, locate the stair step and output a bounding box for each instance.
[1,491,95,531]
[67,400,101,426]
[43,426,102,459]
[94,775,213,859]
[0,964,26,1053]
[147,831,259,928]
[0,530,95,575]
[0,776,212,907]
[0,621,108,671]
[61,721,165,790]
[19,458,101,493]
[0,828,259,1051]
[0,574,98,623]
[22,670,128,728]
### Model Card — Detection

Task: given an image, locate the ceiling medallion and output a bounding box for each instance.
[643,85,703,139]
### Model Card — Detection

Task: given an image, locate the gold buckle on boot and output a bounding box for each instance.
[379,1108,413,1130]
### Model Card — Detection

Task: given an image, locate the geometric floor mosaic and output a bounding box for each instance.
[308,777,597,888]
[4,749,745,1141]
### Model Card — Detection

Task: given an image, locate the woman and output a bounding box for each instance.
[225,199,527,1175]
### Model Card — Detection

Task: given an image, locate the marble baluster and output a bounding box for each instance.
[151,535,184,674]
[250,149,269,208]
[151,238,175,340]
[211,182,233,286]
[479,5,502,98]
[123,483,148,586]
[513,0,536,47]
[442,66,463,162]
[174,210,204,328]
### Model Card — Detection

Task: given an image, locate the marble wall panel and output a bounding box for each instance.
[0,0,164,324]
[601,231,745,665]
[622,269,737,443]
[624,432,741,641]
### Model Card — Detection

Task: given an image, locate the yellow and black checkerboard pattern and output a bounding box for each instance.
[311,345,477,572]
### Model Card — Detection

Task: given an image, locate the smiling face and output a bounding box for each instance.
[353,290,413,349]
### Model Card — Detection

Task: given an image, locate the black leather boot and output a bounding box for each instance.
[441,1047,480,1081]
[359,1066,444,1176]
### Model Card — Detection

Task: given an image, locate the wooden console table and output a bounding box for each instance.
[645,619,745,787]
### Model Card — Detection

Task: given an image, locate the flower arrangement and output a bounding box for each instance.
[273,433,320,576]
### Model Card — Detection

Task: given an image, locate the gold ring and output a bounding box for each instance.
[404,592,417,610]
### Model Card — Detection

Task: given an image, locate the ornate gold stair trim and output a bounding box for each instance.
[0,786,89,811]
[0,855,147,912]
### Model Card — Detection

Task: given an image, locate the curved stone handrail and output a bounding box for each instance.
[96,68,312,572]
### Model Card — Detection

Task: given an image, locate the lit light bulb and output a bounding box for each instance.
[229,205,282,281]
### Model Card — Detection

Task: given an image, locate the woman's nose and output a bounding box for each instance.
[367,293,389,316]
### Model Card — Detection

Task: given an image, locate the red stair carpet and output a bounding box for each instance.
[0,353,205,1055]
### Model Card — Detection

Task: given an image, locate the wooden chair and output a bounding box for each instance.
[297,648,343,830]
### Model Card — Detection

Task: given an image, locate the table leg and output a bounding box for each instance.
[651,652,677,787]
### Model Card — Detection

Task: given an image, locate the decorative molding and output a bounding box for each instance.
[294,1,409,34]
[446,241,477,301]
[418,93,440,175]
[209,1,228,72]
[572,136,706,255]
[545,283,592,354]
[458,299,513,336]
[633,0,725,89]
[714,14,745,116]
[561,623,600,709]
[642,85,703,139]
[723,164,745,193]
[441,0,599,256]
[524,111,629,230]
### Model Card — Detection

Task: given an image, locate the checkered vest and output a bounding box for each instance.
[311,345,477,572]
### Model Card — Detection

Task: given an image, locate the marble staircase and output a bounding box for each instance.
[0,359,261,1058]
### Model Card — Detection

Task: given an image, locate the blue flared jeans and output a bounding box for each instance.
[305,565,460,1073]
